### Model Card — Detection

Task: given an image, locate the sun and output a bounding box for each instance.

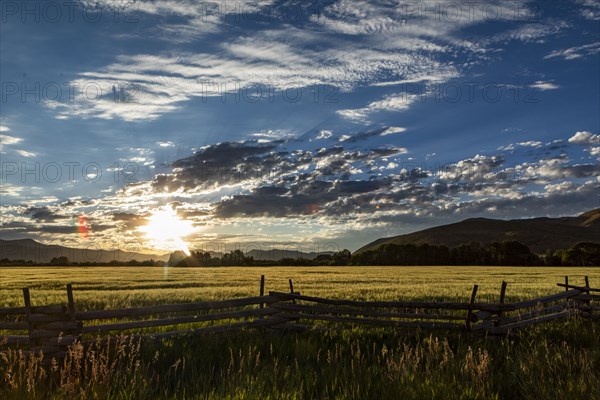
[138,207,194,255]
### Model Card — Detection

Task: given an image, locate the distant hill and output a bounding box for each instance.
[355,209,600,254]
[245,249,335,261]
[169,249,335,261]
[0,239,169,264]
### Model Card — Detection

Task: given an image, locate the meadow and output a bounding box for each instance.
[1,266,599,399]
[1,266,598,308]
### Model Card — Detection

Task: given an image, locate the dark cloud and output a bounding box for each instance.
[150,141,285,192]
[340,127,393,143]
[23,207,68,222]
[215,192,317,218]
[555,164,600,178]
[142,133,411,199]
[175,142,276,166]
[111,212,147,230]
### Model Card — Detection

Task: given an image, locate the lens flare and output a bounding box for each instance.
[78,215,89,239]
[138,207,194,255]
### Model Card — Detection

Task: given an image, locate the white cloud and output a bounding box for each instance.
[0,183,25,197]
[569,131,600,145]
[578,0,600,20]
[156,141,176,148]
[0,134,23,151]
[436,155,504,183]
[498,141,543,151]
[493,21,569,44]
[338,94,419,123]
[588,147,600,159]
[15,150,36,158]
[520,141,543,148]
[80,0,277,40]
[381,127,407,136]
[312,0,530,38]
[544,181,575,193]
[251,129,296,140]
[530,81,559,91]
[46,1,562,123]
[545,42,600,60]
[0,125,9,132]
[50,41,452,121]
[316,130,333,140]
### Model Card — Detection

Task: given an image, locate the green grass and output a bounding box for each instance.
[0,266,599,399]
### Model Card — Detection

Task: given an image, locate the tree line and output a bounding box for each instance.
[352,241,600,266]
[2,241,598,267]
[0,257,164,266]
[170,241,600,267]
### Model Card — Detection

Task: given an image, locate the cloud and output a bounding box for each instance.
[48,1,548,122]
[0,134,22,146]
[491,21,569,44]
[316,130,333,140]
[0,183,25,197]
[381,127,407,136]
[338,127,407,142]
[252,130,296,140]
[23,206,68,222]
[80,0,277,40]
[15,150,36,158]
[569,131,600,145]
[157,141,176,148]
[529,81,560,91]
[0,134,25,153]
[0,125,9,132]
[578,0,600,20]
[3,130,599,250]
[49,44,448,121]
[338,93,419,123]
[498,141,543,151]
[312,0,531,38]
[545,42,600,60]
[106,134,599,227]
[436,155,505,183]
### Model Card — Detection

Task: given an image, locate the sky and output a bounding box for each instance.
[0,0,599,256]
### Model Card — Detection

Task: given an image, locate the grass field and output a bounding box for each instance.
[1,266,599,399]
[1,266,598,309]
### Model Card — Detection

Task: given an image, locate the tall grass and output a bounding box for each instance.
[1,319,598,399]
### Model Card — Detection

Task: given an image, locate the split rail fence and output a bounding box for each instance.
[1,275,598,360]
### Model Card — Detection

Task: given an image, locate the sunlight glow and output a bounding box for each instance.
[138,206,194,255]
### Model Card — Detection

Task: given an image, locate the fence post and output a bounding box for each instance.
[22,288,36,352]
[66,283,82,340]
[466,285,478,331]
[289,279,296,304]
[583,276,591,317]
[494,281,507,327]
[564,276,569,292]
[259,275,265,309]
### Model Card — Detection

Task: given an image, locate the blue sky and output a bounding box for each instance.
[1,0,599,254]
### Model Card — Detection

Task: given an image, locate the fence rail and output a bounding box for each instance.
[1,275,597,359]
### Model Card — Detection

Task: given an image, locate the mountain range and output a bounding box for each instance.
[0,239,335,264]
[0,239,169,264]
[356,209,600,254]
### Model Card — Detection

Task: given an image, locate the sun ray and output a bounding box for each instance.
[138,206,194,255]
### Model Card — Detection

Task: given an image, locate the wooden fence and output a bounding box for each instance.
[1,275,598,360]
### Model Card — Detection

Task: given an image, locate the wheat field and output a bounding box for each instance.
[1,266,598,309]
